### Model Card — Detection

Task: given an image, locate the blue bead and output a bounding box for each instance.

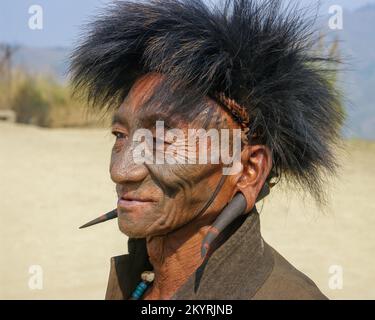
[131,281,150,300]
[135,289,143,295]
[139,282,148,289]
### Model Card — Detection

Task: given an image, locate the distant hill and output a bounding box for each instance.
[12,46,70,82]
[340,4,375,139]
[8,4,375,139]
[319,3,375,139]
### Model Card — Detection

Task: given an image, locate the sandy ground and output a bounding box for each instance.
[0,122,374,300]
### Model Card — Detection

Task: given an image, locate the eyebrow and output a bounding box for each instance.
[138,113,179,131]
[112,113,129,127]
[112,111,180,130]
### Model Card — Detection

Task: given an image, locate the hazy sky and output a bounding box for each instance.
[1,0,375,47]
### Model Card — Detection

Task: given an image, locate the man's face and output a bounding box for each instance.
[110,73,239,238]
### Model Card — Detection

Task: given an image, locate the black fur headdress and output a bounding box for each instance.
[70,0,344,203]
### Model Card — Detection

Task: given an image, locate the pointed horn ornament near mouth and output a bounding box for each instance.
[79,209,118,229]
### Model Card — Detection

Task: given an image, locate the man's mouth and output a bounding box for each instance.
[117,193,156,209]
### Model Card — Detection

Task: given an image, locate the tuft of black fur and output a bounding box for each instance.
[70,0,344,204]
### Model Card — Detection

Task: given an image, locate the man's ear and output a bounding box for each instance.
[235,144,273,213]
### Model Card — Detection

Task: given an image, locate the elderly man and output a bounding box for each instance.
[71,0,343,300]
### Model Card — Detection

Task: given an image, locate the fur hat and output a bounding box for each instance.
[70,0,344,203]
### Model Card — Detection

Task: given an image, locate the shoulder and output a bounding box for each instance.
[253,243,328,300]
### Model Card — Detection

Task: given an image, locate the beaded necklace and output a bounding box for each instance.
[130,271,155,300]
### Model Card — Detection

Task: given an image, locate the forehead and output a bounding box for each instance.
[113,73,185,129]
[125,72,165,112]
[112,72,239,130]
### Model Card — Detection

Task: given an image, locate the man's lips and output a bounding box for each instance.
[117,194,156,209]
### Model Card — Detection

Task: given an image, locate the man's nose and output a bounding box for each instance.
[110,144,149,184]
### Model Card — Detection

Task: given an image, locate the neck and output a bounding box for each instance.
[144,220,211,300]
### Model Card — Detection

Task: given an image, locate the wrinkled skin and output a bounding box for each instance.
[110,73,272,299]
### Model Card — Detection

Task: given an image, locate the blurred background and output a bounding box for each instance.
[0,0,374,299]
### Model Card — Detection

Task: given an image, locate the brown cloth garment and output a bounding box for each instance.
[105,209,328,300]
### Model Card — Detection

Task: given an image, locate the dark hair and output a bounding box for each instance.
[70,0,344,204]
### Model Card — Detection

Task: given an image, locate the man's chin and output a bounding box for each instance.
[118,217,162,237]
[118,222,148,238]
[118,219,172,239]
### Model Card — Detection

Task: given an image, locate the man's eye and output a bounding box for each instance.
[112,131,127,140]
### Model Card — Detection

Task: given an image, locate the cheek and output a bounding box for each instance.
[117,163,221,238]
[146,164,219,228]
